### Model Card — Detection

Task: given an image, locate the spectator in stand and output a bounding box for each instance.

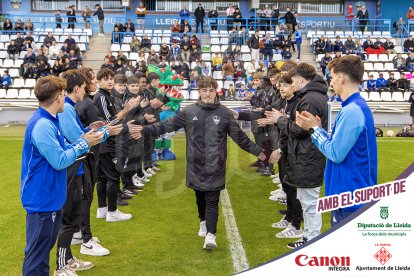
[147,49,160,66]
[376,73,387,91]
[25,19,34,31]
[3,18,13,31]
[49,41,60,59]
[396,17,407,35]
[36,48,49,64]
[171,21,181,33]
[20,63,35,78]
[25,31,35,43]
[115,50,128,65]
[181,45,190,63]
[314,36,328,54]
[67,5,76,30]
[273,35,283,54]
[367,75,376,91]
[181,20,192,34]
[403,36,414,52]
[346,4,354,30]
[370,37,387,55]
[233,7,243,31]
[406,52,414,70]
[135,2,147,30]
[393,53,409,71]
[124,19,135,33]
[330,36,343,53]
[114,22,124,32]
[362,36,374,52]
[141,35,152,53]
[226,4,235,31]
[382,37,396,54]
[64,34,77,49]
[283,48,292,61]
[387,72,398,92]
[201,61,211,77]
[55,10,63,29]
[259,5,272,31]
[14,20,24,31]
[43,32,56,48]
[35,60,51,78]
[356,5,369,33]
[355,38,364,56]
[178,59,190,79]
[105,50,115,64]
[7,40,19,59]
[190,35,201,48]
[344,36,356,54]
[244,59,256,78]
[294,25,302,60]
[397,73,410,91]
[208,6,219,31]
[262,33,273,62]
[234,61,246,81]
[94,4,105,36]
[136,60,147,74]
[180,35,191,49]
[276,22,288,35]
[179,5,191,26]
[130,36,141,52]
[222,60,235,80]
[23,48,36,65]
[68,49,82,68]
[271,5,280,30]
[320,52,332,76]
[15,32,24,49]
[333,51,342,59]
[112,27,121,44]
[194,3,205,33]
[212,52,223,71]
[239,26,249,46]
[159,43,171,61]
[82,6,92,29]
[248,30,260,62]
[229,27,239,45]
[190,45,201,62]
[101,57,114,71]
[284,7,296,34]
[135,50,145,63]
[0,70,12,90]
[170,42,181,61]
[407,6,414,20]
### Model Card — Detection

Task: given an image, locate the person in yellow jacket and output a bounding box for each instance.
[212,53,222,71]
[135,2,147,30]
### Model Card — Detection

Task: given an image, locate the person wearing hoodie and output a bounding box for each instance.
[141,77,265,250]
[296,55,377,226]
[266,63,328,249]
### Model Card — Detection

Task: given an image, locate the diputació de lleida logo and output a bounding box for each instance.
[380,206,389,219]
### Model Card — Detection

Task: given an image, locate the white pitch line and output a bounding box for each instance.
[220,188,249,273]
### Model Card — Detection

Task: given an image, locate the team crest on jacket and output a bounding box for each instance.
[213,116,221,125]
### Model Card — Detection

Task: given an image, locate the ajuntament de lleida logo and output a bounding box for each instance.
[380,206,389,219]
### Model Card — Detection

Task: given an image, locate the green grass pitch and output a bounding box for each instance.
[0,126,413,275]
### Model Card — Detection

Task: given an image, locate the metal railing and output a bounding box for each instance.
[305,18,391,33]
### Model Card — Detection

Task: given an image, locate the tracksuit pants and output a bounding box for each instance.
[194,189,221,234]
[23,211,62,275]
[97,152,120,212]
[56,161,83,269]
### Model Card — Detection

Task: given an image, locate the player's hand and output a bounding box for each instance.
[296,111,321,131]
[257,118,272,127]
[144,114,156,123]
[107,124,123,136]
[150,98,163,109]
[269,150,281,164]
[265,108,284,124]
[124,96,141,112]
[258,152,266,161]
[140,98,150,108]
[88,120,105,130]
[82,129,104,147]
[127,120,143,140]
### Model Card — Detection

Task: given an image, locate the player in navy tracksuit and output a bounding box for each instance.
[20,76,101,275]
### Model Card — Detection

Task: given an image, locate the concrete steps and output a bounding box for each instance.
[82,33,112,71]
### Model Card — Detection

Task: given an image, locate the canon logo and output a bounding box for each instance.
[295,254,351,267]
